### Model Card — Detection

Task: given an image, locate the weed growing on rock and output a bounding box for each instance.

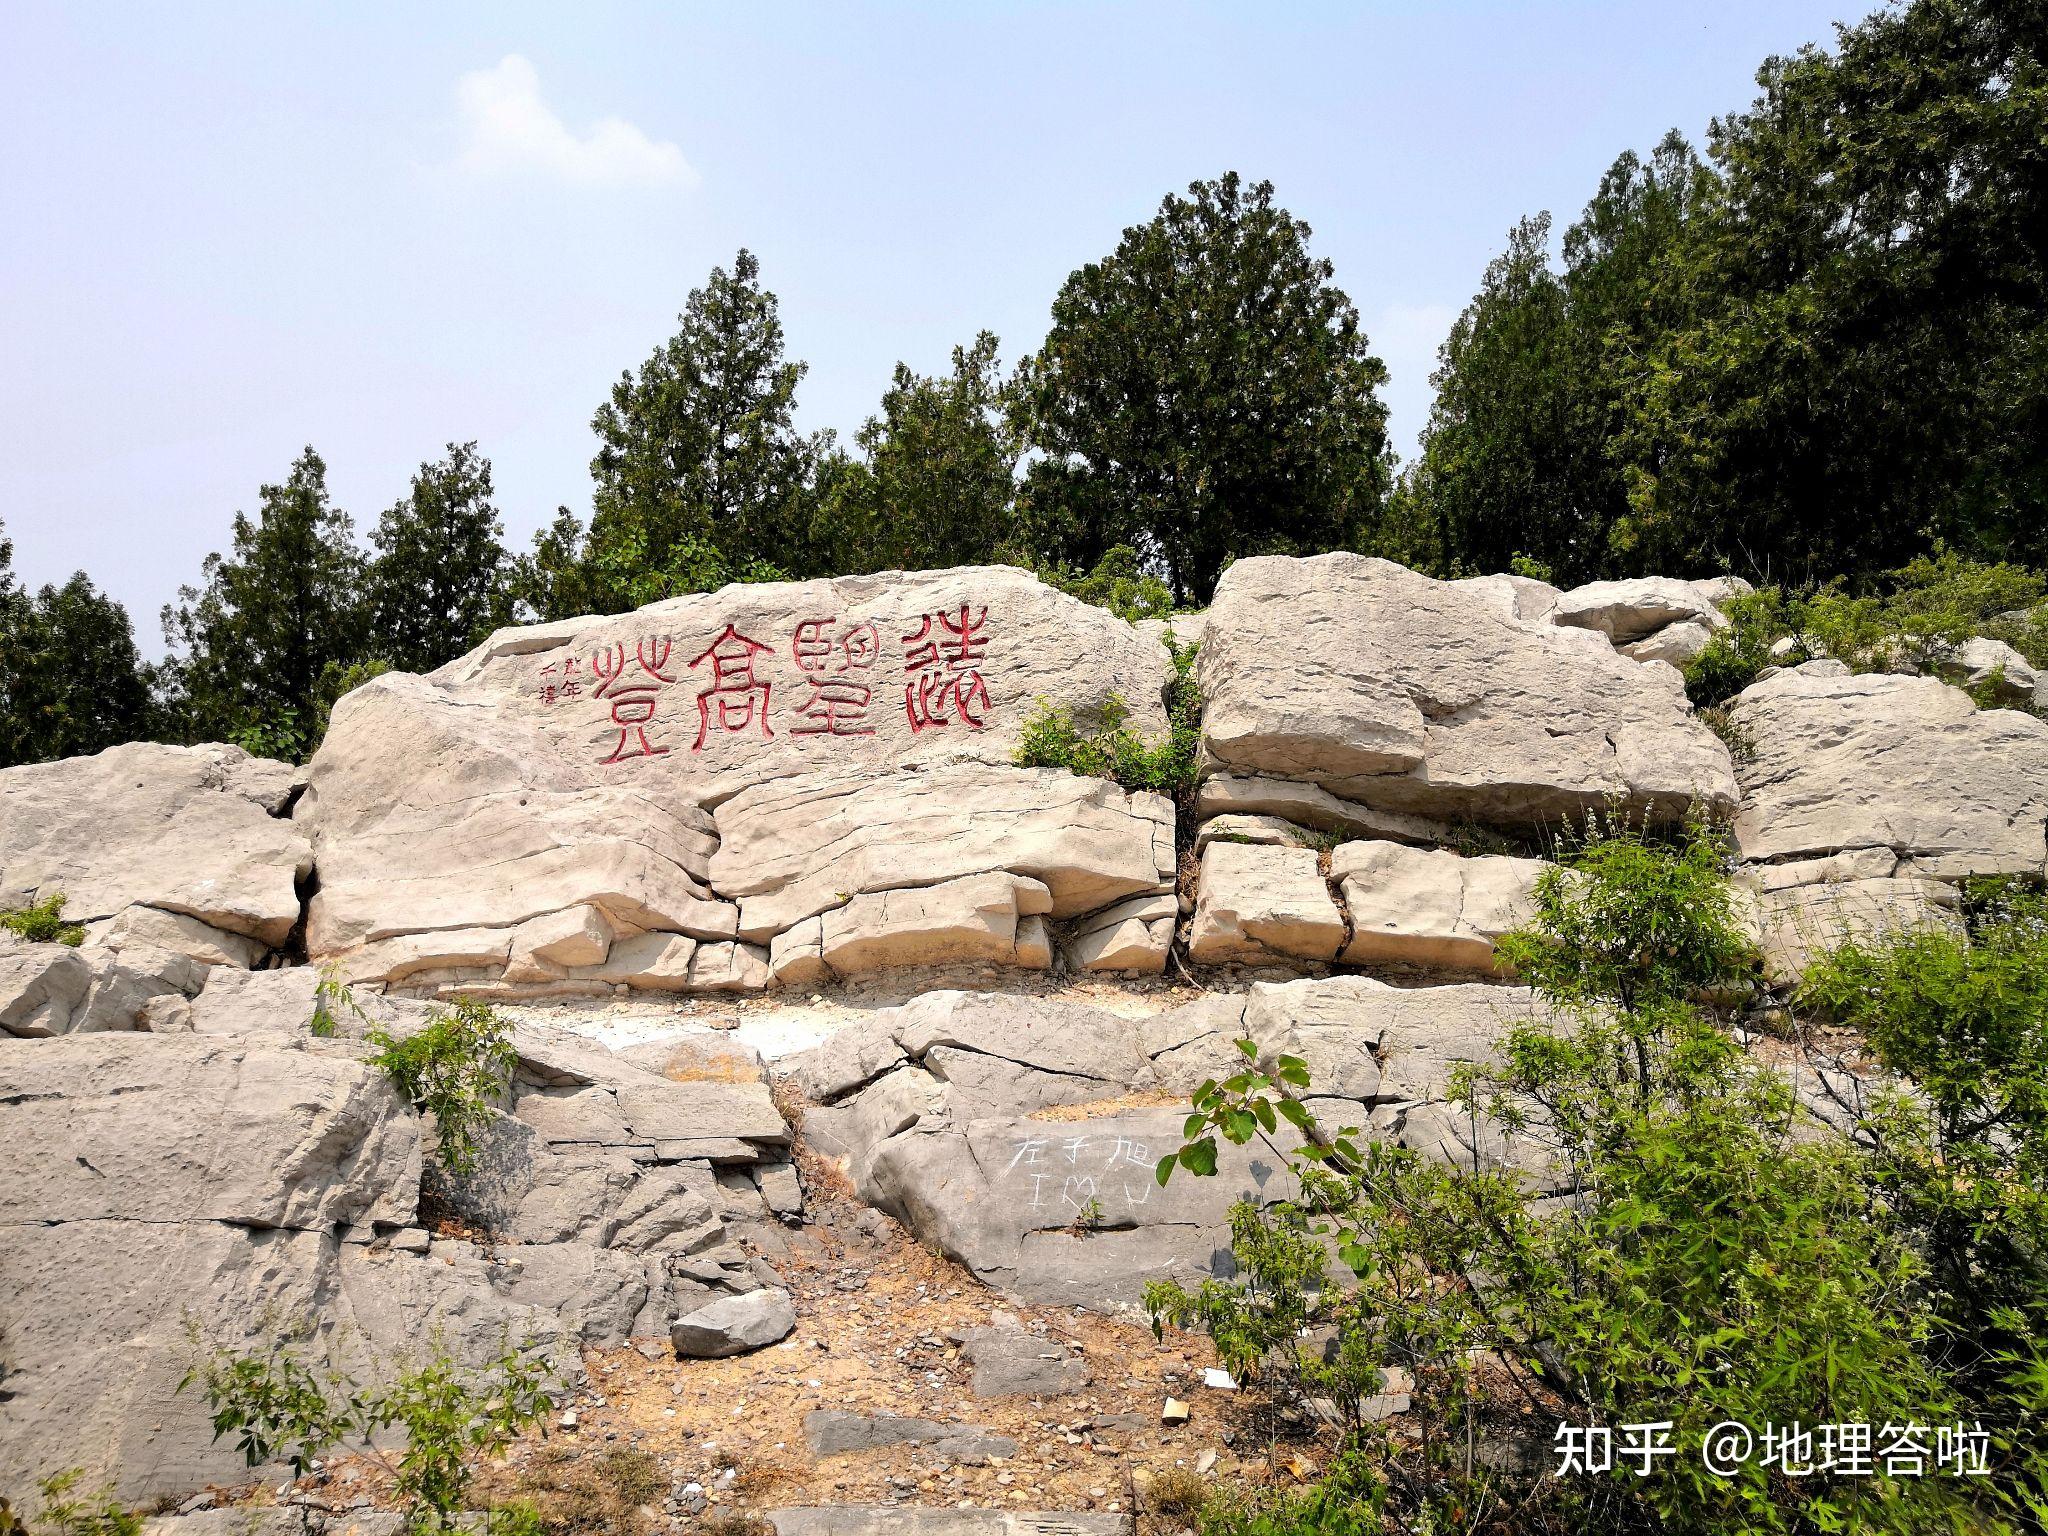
[1013,635,1201,796]
[0,893,85,946]
[368,997,517,1175]
[180,1334,555,1534]
[310,959,372,1038]
[11,1472,138,1536]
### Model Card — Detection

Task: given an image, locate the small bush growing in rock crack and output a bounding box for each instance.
[10,1471,139,1536]
[309,958,373,1038]
[1,892,85,946]
[1146,817,2046,1535]
[180,1331,555,1534]
[368,997,518,1175]
[1013,634,1200,796]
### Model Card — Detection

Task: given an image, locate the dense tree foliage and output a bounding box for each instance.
[1016,172,1393,604]
[366,442,510,674]
[159,448,369,756]
[1406,0,2048,583]
[0,524,155,768]
[813,332,1020,575]
[583,248,828,608]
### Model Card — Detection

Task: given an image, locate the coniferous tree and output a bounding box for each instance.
[367,442,510,672]
[0,523,156,767]
[1017,173,1392,604]
[812,332,1020,574]
[161,447,368,755]
[584,250,829,607]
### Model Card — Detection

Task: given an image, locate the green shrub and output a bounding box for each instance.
[1027,543,1176,622]
[1148,817,2035,1534]
[181,1334,554,1533]
[1802,889,2048,1497]
[17,1472,139,1536]
[1684,550,2048,708]
[368,997,517,1175]
[1,893,86,946]
[1014,635,1201,796]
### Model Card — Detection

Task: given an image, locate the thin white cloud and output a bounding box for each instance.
[453,55,697,189]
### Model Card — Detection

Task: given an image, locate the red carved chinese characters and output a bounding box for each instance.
[902,604,991,732]
[688,624,775,750]
[790,617,881,737]
[590,639,674,763]
[536,654,584,707]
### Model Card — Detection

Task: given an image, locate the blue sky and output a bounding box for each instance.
[3,1,1871,649]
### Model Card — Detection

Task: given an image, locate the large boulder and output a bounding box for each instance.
[1332,840,1544,974]
[1551,577,1725,644]
[1196,555,1735,828]
[296,568,1175,991]
[1730,663,2048,879]
[786,982,1559,1312]
[1185,841,1344,965]
[0,742,310,957]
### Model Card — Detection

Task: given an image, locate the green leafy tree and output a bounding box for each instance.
[368,442,511,673]
[1017,173,1392,604]
[1409,137,1708,583]
[1414,0,2048,584]
[1803,884,2048,1443]
[160,447,369,754]
[812,331,1019,574]
[1148,817,2039,1533]
[0,564,154,768]
[585,249,828,608]
[1615,0,2048,577]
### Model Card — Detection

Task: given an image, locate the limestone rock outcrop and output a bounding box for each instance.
[295,568,1176,992]
[1196,555,1736,828]
[1333,840,1543,974]
[0,742,310,961]
[786,982,1559,1312]
[1730,662,2048,879]
[0,999,798,1501]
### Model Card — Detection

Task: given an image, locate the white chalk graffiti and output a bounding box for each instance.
[1006,1132,1156,1210]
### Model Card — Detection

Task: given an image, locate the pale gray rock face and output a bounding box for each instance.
[0,1034,421,1229]
[1552,577,1725,643]
[0,934,203,1038]
[1730,663,2048,878]
[785,981,1556,1313]
[1185,841,1344,964]
[297,567,1176,991]
[1745,877,1964,989]
[1619,620,1715,668]
[1332,840,1544,974]
[710,765,1173,940]
[0,1034,424,1500]
[1938,636,2038,706]
[0,742,310,951]
[1692,575,1756,608]
[0,1014,789,1501]
[670,1286,796,1357]
[1197,555,1736,827]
